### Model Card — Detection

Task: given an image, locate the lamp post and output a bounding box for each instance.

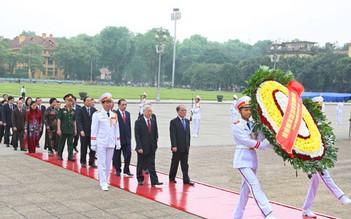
[270,42,282,69]
[155,28,167,101]
[171,8,181,88]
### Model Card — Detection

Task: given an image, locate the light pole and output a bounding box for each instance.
[171,8,181,88]
[270,42,282,69]
[155,28,167,101]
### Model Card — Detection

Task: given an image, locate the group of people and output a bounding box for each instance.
[231,95,351,219]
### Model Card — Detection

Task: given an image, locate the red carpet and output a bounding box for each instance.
[27,152,337,219]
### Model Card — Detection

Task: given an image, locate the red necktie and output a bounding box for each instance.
[122,111,126,124]
[147,119,151,133]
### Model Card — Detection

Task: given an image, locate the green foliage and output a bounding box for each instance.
[243,66,338,174]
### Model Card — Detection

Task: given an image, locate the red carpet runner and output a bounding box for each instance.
[28,152,337,219]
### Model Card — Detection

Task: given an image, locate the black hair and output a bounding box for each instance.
[49,98,57,104]
[8,96,14,101]
[118,99,126,105]
[83,96,91,102]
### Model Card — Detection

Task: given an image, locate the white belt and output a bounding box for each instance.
[236,145,251,150]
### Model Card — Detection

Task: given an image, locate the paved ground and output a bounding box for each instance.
[0,101,350,218]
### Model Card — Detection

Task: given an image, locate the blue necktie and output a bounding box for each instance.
[247,122,251,130]
[182,118,186,131]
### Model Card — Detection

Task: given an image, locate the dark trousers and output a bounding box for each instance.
[169,151,190,183]
[113,144,132,173]
[46,129,57,151]
[58,133,74,159]
[13,129,24,149]
[0,125,4,142]
[4,125,12,145]
[73,134,79,150]
[80,135,95,165]
[136,152,159,185]
[21,92,25,99]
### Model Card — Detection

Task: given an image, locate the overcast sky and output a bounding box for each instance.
[1,0,350,46]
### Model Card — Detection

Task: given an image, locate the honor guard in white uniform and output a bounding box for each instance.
[302,97,351,218]
[91,93,121,191]
[231,94,238,123]
[191,95,201,138]
[336,101,344,125]
[231,96,276,219]
[139,92,147,116]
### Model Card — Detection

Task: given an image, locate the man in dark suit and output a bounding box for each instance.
[169,105,195,186]
[2,96,17,147]
[72,96,81,152]
[76,96,97,168]
[113,99,133,176]
[11,99,26,151]
[36,97,46,148]
[0,99,7,143]
[134,105,162,186]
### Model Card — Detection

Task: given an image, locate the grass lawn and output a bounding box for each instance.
[0,82,241,101]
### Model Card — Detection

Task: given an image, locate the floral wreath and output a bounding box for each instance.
[243,66,338,175]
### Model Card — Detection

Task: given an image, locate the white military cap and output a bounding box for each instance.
[312,96,323,106]
[233,94,238,99]
[196,95,201,100]
[143,92,147,97]
[99,92,112,103]
[235,96,251,110]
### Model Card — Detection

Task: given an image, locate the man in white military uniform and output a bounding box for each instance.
[191,95,201,138]
[230,94,238,123]
[139,92,147,116]
[91,93,121,191]
[302,97,351,218]
[336,101,344,125]
[231,96,276,219]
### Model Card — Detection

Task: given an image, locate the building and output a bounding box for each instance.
[8,33,64,79]
[99,68,111,80]
[267,41,319,58]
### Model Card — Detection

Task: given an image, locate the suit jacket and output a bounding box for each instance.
[2,104,17,126]
[134,116,158,154]
[170,117,191,152]
[116,109,131,146]
[77,106,96,136]
[38,105,46,121]
[12,107,26,131]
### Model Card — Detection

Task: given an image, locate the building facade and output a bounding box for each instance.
[9,33,64,79]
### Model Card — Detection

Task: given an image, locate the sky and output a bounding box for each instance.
[1,0,350,46]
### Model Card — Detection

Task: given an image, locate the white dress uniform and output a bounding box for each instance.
[336,102,344,125]
[231,95,238,123]
[302,97,351,217]
[191,96,201,137]
[91,93,121,190]
[139,93,147,115]
[231,96,275,219]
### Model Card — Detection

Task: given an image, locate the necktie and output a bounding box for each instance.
[147,119,151,133]
[182,118,186,131]
[247,122,251,130]
[87,107,90,116]
[107,112,110,117]
[122,111,126,124]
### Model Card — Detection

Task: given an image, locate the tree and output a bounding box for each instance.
[20,42,44,78]
[0,38,10,75]
[96,26,134,83]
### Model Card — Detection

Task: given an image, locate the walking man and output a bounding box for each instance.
[77,96,97,168]
[169,105,194,186]
[91,93,121,191]
[113,99,133,176]
[11,99,26,151]
[2,96,17,147]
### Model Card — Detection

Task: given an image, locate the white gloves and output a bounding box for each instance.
[91,145,97,151]
[115,144,121,150]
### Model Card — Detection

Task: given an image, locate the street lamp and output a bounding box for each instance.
[155,28,167,101]
[171,8,181,88]
[270,42,282,69]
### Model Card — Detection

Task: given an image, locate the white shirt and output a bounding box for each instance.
[191,103,201,119]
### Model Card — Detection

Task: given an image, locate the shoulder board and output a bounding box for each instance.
[233,120,240,125]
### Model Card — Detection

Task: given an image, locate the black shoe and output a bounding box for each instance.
[151,182,163,187]
[124,172,134,177]
[170,179,177,183]
[138,181,144,186]
[36,145,40,148]
[74,148,78,153]
[14,147,18,151]
[6,144,10,147]
[21,149,27,151]
[81,163,87,168]
[68,158,76,161]
[144,169,149,174]
[116,171,121,176]
[58,156,63,160]
[89,163,98,168]
[184,181,195,186]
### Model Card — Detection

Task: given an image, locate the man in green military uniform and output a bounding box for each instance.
[57,94,77,161]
